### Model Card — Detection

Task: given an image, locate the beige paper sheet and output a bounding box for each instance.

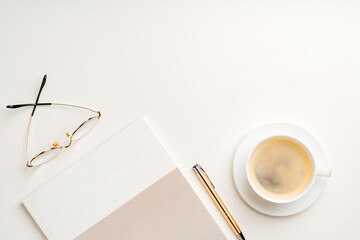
[76,168,227,240]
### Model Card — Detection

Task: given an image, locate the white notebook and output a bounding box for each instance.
[23,118,227,240]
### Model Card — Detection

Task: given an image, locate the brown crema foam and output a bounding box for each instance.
[249,137,313,200]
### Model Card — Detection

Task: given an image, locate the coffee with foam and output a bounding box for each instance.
[249,137,313,200]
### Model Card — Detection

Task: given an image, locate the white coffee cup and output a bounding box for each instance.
[246,135,331,204]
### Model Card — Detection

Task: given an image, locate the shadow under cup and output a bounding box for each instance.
[246,136,326,204]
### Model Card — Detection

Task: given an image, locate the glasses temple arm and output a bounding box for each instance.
[7,103,52,108]
[7,102,99,115]
[51,103,99,114]
[31,74,47,116]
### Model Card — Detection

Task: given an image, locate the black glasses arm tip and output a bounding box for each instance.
[31,74,47,116]
[41,75,47,89]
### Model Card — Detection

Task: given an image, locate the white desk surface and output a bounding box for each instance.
[0,1,359,239]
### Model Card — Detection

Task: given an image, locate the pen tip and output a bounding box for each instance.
[240,232,246,240]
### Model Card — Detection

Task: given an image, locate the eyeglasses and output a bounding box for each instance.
[6,75,101,167]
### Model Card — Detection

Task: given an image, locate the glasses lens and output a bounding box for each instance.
[30,148,61,167]
[72,117,99,141]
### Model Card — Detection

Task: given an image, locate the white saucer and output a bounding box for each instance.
[233,123,329,217]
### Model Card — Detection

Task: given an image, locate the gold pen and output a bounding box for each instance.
[193,164,246,240]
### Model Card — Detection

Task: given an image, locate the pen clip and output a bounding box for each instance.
[195,164,215,189]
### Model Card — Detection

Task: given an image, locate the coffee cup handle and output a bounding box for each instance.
[316,168,332,177]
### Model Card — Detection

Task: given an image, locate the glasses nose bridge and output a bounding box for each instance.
[63,133,73,149]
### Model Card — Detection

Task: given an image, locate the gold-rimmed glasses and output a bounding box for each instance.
[6,75,101,167]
